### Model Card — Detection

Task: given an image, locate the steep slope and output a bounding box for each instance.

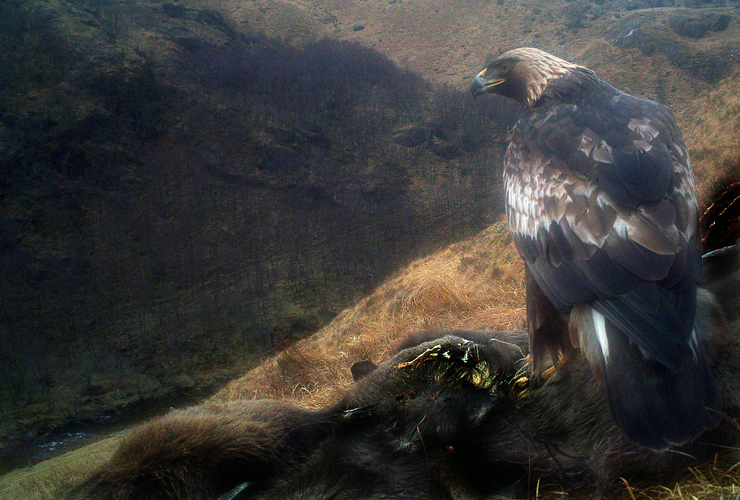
[224,0,740,196]
[214,220,524,409]
[0,0,516,467]
[0,219,526,500]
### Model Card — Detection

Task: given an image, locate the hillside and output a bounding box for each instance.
[2,0,740,497]
[0,0,516,466]
[222,0,740,193]
[1,220,529,499]
[5,222,740,499]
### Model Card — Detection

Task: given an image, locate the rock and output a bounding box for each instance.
[613,27,656,56]
[392,126,429,148]
[610,14,656,56]
[161,2,187,18]
[703,12,731,32]
[86,374,114,397]
[160,3,238,38]
[134,375,163,396]
[170,374,197,391]
[621,0,669,8]
[303,130,331,149]
[431,141,461,159]
[668,13,710,38]
[268,126,297,145]
[610,13,730,83]
[115,388,133,401]
[659,44,730,83]
[35,4,60,21]
[173,37,209,52]
[564,5,587,29]
[352,22,365,31]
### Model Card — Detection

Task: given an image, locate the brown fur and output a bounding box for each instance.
[67,400,336,500]
[68,245,740,500]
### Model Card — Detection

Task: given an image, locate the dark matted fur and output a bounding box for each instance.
[69,245,740,500]
[66,400,336,500]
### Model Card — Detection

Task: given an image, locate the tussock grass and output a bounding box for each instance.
[0,437,118,500]
[677,71,740,209]
[9,215,740,499]
[522,451,740,500]
[214,218,525,410]
[612,453,740,500]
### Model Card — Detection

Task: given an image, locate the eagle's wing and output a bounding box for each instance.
[506,92,699,360]
[505,92,718,448]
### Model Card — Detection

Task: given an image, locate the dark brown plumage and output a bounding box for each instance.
[472,47,719,449]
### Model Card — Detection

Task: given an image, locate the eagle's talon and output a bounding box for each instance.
[540,365,556,381]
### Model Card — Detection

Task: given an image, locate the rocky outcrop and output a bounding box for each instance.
[669,13,711,38]
[610,11,732,83]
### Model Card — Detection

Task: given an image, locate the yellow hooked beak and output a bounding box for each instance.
[470,69,505,97]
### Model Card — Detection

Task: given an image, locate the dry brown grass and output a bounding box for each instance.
[5,208,740,500]
[213,218,525,410]
[613,453,740,500]
[515,450,740,500]
[0,437,118,500]
[677,71,740,209]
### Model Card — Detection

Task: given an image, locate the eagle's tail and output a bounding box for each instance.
[576,306,721,450]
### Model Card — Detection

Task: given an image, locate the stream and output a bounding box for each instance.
[0,386,219,475]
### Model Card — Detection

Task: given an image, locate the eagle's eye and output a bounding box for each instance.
[496,61,512,74]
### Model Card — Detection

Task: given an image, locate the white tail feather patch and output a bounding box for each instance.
[689,328,699,360]
[592,309,610,363]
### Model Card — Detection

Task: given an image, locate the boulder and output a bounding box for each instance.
[668,13,710,38]
[610,14,657,56]
[703,12,731,32]
[391,125,429,148]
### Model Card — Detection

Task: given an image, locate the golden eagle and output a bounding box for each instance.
[471,48,719,449]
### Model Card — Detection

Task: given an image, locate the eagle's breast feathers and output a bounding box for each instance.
[504,85,699,307]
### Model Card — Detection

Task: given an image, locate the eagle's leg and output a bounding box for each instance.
[525,268,575,378]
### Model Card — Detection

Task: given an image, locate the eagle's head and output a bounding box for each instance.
[471,48,582,107]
